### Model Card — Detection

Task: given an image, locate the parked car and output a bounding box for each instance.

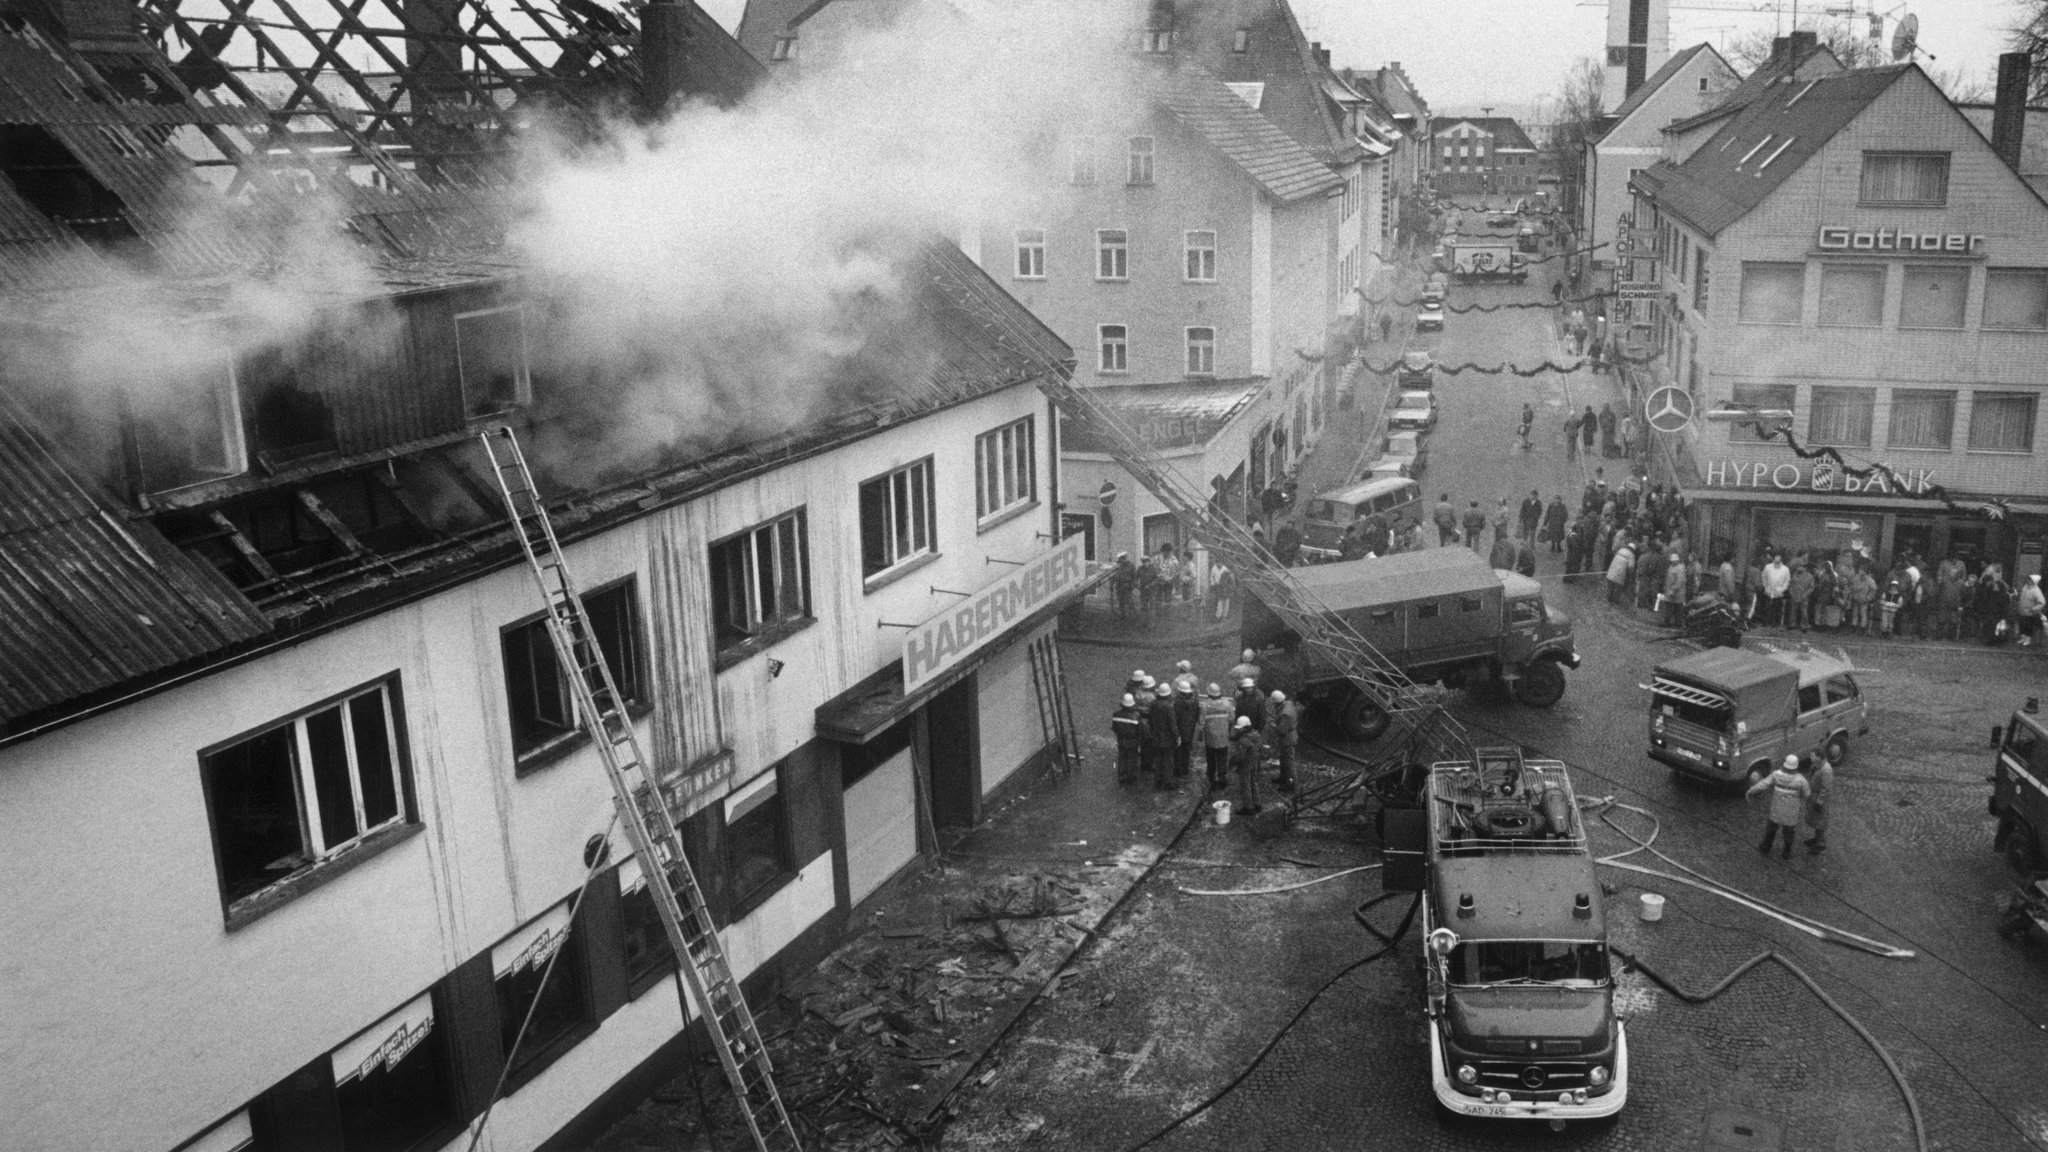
[1416,302,1445,331]
[1420,273,1447,305]
[1371,429,1428,479]
[1389,390,1437,430]
[1397,350,1435,390]
[1488,212,1517,228]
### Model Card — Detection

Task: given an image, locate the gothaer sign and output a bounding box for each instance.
[1702,459,1936,495]
[902,534,1088,691]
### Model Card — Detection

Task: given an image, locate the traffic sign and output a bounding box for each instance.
[1097,479,1118,506]
[1825,519,1863,533]
[1644,386,1695,433]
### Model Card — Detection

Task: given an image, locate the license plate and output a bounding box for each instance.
[1466,1103,1518,1117]
[1673,746,1701,761]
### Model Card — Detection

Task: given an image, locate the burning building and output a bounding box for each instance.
[0,0,1088,1148]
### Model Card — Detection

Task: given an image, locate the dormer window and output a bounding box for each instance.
[769,36,795,61]
[457,306,533,419]
[1233,28,1251,52]
[133,361,248,493]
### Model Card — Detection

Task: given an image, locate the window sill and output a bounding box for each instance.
[1881,443,1954,453]
[1815,323,1884,330]
[975,500,1040,536]
[514,701,655,777]
[1013,275,1045,282]
[1856,200,1946,209]
[1736,319,1802,327]
[1982,326,2048,334]
[713,616,818,673]
[1097,369,1129,376]
[1965,448,2037,456]
[1896,325,1967,332]
[863,550,942,595]
[223,821,424,932]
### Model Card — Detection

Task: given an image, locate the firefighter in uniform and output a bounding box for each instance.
[1268,689,1299,794]
[1111,693,1143,784]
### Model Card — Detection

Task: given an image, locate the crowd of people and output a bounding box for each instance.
[1727,548,2044,646]
[1109,652,1299,819]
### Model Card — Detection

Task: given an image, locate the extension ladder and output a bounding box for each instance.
[1026,632,1080,776]
[478,427,801,1152]
[1034,379,1470,770]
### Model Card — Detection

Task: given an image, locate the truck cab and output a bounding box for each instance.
[1992,704,2048,879]
[1647,646,1869,785]
[1395,749,1627,1124]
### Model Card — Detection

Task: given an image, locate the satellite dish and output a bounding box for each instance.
[1890,12,1918,61]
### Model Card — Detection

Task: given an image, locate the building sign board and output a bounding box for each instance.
[654,747,735,825]
[1617,283,1662,298]
[1816,227,1985,254]
[1703,459,1935,495]
[902,534,1087,692]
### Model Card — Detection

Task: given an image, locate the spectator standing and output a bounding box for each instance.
[1489,531,1517,571]
[1598,403,1618,457]
[1136,554,1161,616]
[1850,565,1878,634]
[1543,496,1568,554]
[1491,498,1511,548]
[1208,562,1235,622]
[1433,493,1460,547]
[1976,565,2013,644]
[1606,539,1636,606]
[2021,574,2046,647]
[1514,540,1538,579]
[1179,547,1199,602]
[1518,403,1535,451]
[1519,491,1543,542]
[1637,545,1668,611]
[1787,561,1814,632]
[1761,554,1791,627]
[1747,755,1811,861]
[1154,546,1180,615]
[1461,501,1489,554]
[1935,568,1965,641]
[1564,410,1581,458]
[1198,684,1234,791]
[1580,405,1598,455]
[1662,553,1688,627]
[1878,581,1904,637]
[1620,413,1637,461]
[1112,553,1136,618]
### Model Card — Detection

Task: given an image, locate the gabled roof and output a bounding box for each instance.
[1153,62,1344,202]
[1351,65,1427,122]
[1602,43,1719,134]
[1664,39,1841,136]
[1635,65,1910,237]
[1440,116,1537,151]
[1957,103,2048,196]
[0,400,271,731]
[1174,0,1353,163]
[1059,377,1265,454]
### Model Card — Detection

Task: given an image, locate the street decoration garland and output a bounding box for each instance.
[1360,345,1663,379]
[1360,289,1618,314]
[1741,417,2016,523]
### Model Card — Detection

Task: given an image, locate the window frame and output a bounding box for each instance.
[1013,228,1045,279]
[1096,228,1129,281]
[1858,150,1949,207]
[974,416,1038,527]
[1816,263,1885,328]
[454,306,533,419]
[500,578,647,768]
[724,767,792,918]
[197,675,418,926]
[1967,391,2039,455]
[1885,389,1955,451]
[1184,229,1216,282]
[1984,268,2048,331]
[137,359,250,493]
[1897,264,1969,330]
[1807,385,1875,447]
[330,990,460,1152]
[1727,383,1795,442]
[858,457,939,584]
[1737,261,1805,326]
[1185,326,1215,376]
[1127,136,1155,185]
[709,510,812,664]
[490,900,596,1095]
[1097,323,1128,374]
[768,36,795,61]
[616,856,677,998]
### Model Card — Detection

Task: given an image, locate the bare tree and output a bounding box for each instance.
[1548,56,1603,227]
[2010,0,2048,100]
[1723,18,1884,72]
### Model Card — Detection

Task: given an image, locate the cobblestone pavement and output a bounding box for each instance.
[940,252,2048,1151]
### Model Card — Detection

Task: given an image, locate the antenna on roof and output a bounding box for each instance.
[1890,12,1932,62]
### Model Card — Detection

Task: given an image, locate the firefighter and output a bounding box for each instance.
[1111,693,1143,784]
[1173,675,1202,780]
[1227,648,1262,688]
[1146,680,1180,790]
[1746,754,1811,860]
[1804,753,1834,854]
[1234,677,1267,735]
[1171,659,1200,695]
[1268,689,1299,794]
[1199,683,1235,791]
[1230,715,1264,816]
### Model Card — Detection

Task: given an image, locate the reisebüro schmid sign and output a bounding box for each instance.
[1816,227,1986,254]
[902,534,1087,692]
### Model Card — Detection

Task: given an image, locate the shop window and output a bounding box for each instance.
[492,903,592,1090]
[617,857,677,994]
[859,458,936,579]
[1984,269,2048,330]
[975,416,1036,522]
[1737,262,1803,324]
[1859,151,1948,206]
[1013,229,1045,279]
[1968,392,2037,453]
[1887,390,1954,450]
[1727,383,1794,442]
[1899,265,1967,329]
[1808,387,1873,446]
[134,361,248,492]
[456,307,531,419]
[332,993,454,1152]
[710,512,810,655]
[1817,265,1884,327]
[501,580,643,759]
[200,678,412,912]
[726,768,790,913]
[175,1111,252,1152]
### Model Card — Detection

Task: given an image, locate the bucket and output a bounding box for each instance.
[1212,800,1233,826]
[1639,893,1665,922]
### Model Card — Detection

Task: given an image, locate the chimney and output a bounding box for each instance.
[1993,51,2031,172]
[641,0,692,115]
[1788,30,1818,59]
[1769,35,1790,65]
[1312,41,1330,69]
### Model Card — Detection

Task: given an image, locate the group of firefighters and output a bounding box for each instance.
[1110,651,1299,818]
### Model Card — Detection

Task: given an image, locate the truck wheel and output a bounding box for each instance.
[1824,733,1849,767]
[2008,827,2040,878]
[1512,660,1567,707]
[1709,625,1742,649]
[1338,691,1392,742]
[1995,815,2014,852]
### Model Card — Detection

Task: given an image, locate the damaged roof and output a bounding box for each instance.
[1154,62,1342,202]
[1635,65,1911,237]
[1059,376,1264,454]
[0,399,270,731]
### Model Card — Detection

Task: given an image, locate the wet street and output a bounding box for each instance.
[939,242,2048,1152]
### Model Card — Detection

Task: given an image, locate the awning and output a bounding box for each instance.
[815,563,1109,745]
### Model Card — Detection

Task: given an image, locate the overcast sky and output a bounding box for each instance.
[701,0,2030,113]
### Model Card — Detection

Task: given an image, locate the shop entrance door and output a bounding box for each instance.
[1894,518,1935,562]
[843,720,919,906]
[926,675,979,829]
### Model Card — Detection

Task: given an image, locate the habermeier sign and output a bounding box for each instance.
[903,534,1087,691]
[1703,459,1936,495]
[1816,227,1986,254]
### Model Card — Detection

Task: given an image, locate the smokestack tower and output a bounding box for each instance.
[1992,51,2032,173]
[1603,0,1669,111]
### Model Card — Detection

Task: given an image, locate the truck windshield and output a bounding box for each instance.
[1450,941,1609,987]
[1653,691,1730,732]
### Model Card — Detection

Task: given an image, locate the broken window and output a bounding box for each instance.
[133,362,248,492]
[710,510,809,653]
[242,347,339,463]
[456,307,531,418]
[200,679,410,909]
[491,903,592,1088]
[726,768,789,912]
[616,857,676,993]
[501,579,643,759]
[0,124,139,249]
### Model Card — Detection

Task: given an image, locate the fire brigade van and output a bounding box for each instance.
[1646,646,1868,785]
[1992,701,2048,880]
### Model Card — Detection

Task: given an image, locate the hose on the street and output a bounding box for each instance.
[1118,889,1420,1152]
[1612,945,1928,1152]
[1176,863,1379,896]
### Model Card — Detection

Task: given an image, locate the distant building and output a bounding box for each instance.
[1602,0,1672,110]
[1580,43,1739,272]
[1433,116,1540,197]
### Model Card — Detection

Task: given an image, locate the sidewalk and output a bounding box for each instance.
[586,632,1234,1152]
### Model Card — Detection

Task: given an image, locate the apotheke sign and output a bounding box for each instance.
[1817,227,1985,254]
[1704,459,1935,495]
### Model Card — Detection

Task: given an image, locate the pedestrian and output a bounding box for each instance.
[1233,677,1267,734]
[1746,754,1811,861]
[1977,564,2014,644]
[1804,754,1834,854]
[1461,501,1488,554]
[1199,683,1234,791]
[1850,564,1877,634]
[1661,553,1687,627]
[1111,693,1143,785]
[1155,545,1181,615]
[1489,530,1517,571]
[2021,574,2046,647]
[1606,539,1635,606]
[1227,648,1262,688]
[1787,560,1814,632]
[1268,690,1299,794]
[1518,403,1534,452]
[1514,539,1537,579]
[1433,493,1460,546]
[1580,405,1598,456]
[1543,495,1568,554]
[1761,553,1791,627]
[1491,498,1511,547]
[1564,410,1581,458]
[1519,490,1543,542]
[1229,716,1265,817]
[1209,561,1235,622]
[1636,544,1667,611]
[1620,413,1637,461]
[1814,560,1841,632]
[1878,581,1904,637]
[1136,552,1160,616]
[1146,681,1180,790]
[1179,547,1199,602]
[1598,403,1617,458]
[1173,677,1201,780]
[1111,553,1136,618]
